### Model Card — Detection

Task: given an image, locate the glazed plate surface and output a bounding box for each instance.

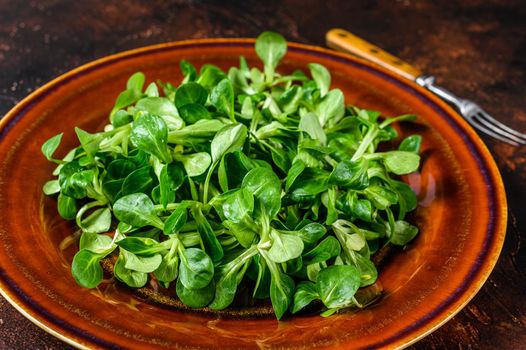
[0,39,506,349]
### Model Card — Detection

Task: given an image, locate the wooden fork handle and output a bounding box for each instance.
[326,28,421,81]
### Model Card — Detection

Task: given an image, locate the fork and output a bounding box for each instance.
[326,28,526,146]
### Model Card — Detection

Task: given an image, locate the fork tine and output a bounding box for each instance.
[418,77,524,145]
[475,111,526,140]
[471,114,526,145]
[469,116,521,146]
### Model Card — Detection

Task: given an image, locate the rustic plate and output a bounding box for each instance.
[0,39,506,349]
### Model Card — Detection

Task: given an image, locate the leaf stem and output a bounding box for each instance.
[202,161,217,204]
[75,200,107,229]
[351,125,378,161]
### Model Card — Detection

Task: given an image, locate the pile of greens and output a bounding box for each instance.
[42,32,422,319]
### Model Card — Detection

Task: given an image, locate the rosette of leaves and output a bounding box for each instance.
[42,31,422,319]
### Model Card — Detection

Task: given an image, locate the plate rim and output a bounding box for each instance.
[0,37,507,350]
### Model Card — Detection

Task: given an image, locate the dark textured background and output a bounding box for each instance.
[0,0,525,349]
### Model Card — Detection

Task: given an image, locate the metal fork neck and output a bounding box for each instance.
[416,75,464,110]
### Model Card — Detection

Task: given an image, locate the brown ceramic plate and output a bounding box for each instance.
[0,39,506,349]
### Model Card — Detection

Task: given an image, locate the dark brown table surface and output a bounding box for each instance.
[1,0,525,349]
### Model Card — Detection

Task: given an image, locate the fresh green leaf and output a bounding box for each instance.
[192,207,224,262]
[123,249,162,273]
[114,251,148,288]
[308,63,331,97]
[135,97,183,130]
[391,180,417,219]
[116,236,164,256]
[255,31,287,83]
[41,133,63,162]
[120,166,155,197]
[209,268,239,310]
[211,124,248,163]
[43,180,60,195]
[399,135,422,154]
[221,188,254,223]
[390,220,419,245]
[175,82,208,108]
[217,155,228,192]
[328,159,369,190]
[303,236,341,265]
[222,220,257,249]
[375,151,420,175]
[159,164,184,208]
[107,159,136,179]
[113,193,164,229]
[285,159,305,191]
[111,90,142,118]
[79,232,114,254]
[57,193,77,220]
[317,265,360,309]
[180,60,197,82]
[242,167,281,218]
[178,103,211,124]
[269,270,294,320]
[289,168,329,202]
[346,193,373,222]
[127,72,145,91]
[163,203,188,235]
[292,223,327,247]
[71,249,104,288]
[144,82,159,97]
[112,110,133,127]
[268,230,304,263]
[154,251,179,283]
[316,89,344,127]
[299,112,327,145]
[197,64,227,91]
[210,78,235,121]
[75,128,103,160]
[80,207,112,234]
[176,278,215,308]
[291,281,319,313]
[167,119,225,145]
[179,248,214,290]
[252,255,271,299]
[348,250,378,287]
[175,152,211,177]
[364,185,398,210]
[130,114,172,163]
